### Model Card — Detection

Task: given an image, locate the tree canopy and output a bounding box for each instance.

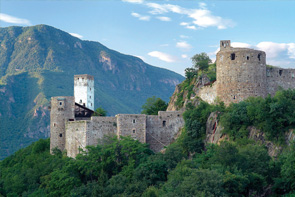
[191,52,212,71]
[141,96,168,115]
[93,107,107,116]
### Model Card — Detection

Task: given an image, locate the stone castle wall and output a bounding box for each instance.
[65,120,87,158]
[146,111,184,152]
[65,116,117,158]
[117,114,147,143]
[266,67,295,96]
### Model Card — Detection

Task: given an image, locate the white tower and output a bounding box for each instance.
[74,74,94,110]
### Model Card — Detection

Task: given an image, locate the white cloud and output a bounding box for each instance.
[148,51,177,62]
[0,13,31,25]
[122,0,144,4]
[180,22,197,30]
[131,12,150,21]
[180,22,189,26]
[256,42,295,59]
[186,25,197,30]
[145,2,234,30]
[69,33,83,39]
[181,54,188,58]
[157,16,171,21]
[176,41,192,50]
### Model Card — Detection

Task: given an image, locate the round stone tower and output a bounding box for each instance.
[216,40,267,105]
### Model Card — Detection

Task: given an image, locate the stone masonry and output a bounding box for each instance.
[50,75,184,158]
[196,40,295,105]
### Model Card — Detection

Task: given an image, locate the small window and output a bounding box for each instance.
[69,119,74,121]
[59,102,62,105]
[233,95,236,100]
[59,133,62,137]
[163,121,166,127]
[279,70,283,76]
[80,99,82,103]
[133,119,136,123]
[258,54,261,61]
[53,123,56,127]
[133,129,136,133]
[83,103,85,106]
[247,56,249,60]
[231,53,235,60]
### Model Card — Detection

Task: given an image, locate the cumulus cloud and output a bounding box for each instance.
[131,12,150,21]
[157,16,171,21]
[0,13,31,25]
[148,51,177,62]
[69,33,83,39]
[176,41,192,50]
[122,0,144,4]
[181,54,188,58]
[145,2,234,30]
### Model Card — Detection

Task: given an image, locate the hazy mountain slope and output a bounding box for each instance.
[0,25,184,159]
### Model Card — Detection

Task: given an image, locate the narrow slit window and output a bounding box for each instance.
[258,54,261,61]
[279,70,283,76]
[133,129,136,133]
[247,56,249,60]
[133,119,136,123]
[59,133,62,137]
[163,121,166,127]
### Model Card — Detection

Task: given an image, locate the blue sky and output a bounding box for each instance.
[1,0,295,75]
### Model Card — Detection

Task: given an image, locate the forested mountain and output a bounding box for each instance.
[0,25,184,159]
[2,88,295,196]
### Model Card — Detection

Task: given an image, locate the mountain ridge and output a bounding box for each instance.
[0,24,184,159]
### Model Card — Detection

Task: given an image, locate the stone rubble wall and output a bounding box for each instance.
[266,67,295,96]
[146,111,184,152]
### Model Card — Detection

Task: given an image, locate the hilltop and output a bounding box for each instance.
[0,24,184,159]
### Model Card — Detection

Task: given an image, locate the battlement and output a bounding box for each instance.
[220,40,231,50]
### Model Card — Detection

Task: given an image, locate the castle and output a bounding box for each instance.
[51,40,295,158]
[50,74,184,158]
[192,40,295,106]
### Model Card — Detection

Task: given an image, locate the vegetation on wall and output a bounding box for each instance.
[2,89,295,196]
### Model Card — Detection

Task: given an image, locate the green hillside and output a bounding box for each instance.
[0,25,184,160]
[2,89,295,196]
